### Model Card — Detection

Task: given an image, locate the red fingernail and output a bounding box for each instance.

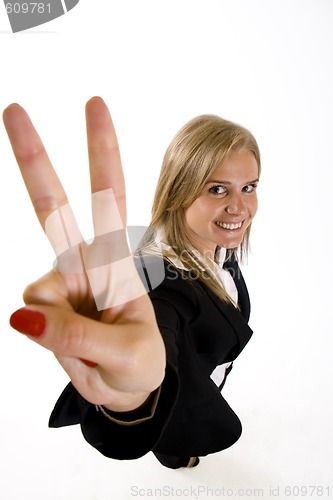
[10,308,46,338]
[80,358,98,368]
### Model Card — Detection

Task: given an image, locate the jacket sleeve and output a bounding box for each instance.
[48,362,178,460]
[49,262,194,460]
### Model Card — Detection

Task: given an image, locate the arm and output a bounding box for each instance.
[48,262,195,460]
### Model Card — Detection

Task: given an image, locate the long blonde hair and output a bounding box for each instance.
[138,114,261,303]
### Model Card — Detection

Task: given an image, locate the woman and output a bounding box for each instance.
[4,97,260,469]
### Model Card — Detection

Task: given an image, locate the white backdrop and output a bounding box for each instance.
[0,1,332,499]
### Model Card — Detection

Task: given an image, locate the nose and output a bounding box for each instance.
[225,193,246,216]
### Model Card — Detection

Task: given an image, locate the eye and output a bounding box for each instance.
[209,185,227,196]
[242,183,258,193]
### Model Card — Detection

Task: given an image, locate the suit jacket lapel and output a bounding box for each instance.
[223,257,251,322]
[202,257,253,354]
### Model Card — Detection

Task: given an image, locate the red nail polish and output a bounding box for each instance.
[80,358,98,368]
[10,308,46,338]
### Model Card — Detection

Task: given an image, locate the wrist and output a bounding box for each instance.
[103,390,153,413]
[96,387,161,425]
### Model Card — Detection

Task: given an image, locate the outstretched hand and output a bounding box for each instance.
[3,97,165,412]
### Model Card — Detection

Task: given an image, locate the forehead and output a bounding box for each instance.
[209,150,259,182]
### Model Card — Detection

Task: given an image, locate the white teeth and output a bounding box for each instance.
[216,221,242,230]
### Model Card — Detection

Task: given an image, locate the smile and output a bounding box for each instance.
[215,221,243,230]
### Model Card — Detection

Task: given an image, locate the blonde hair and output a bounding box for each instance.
[138,114,261,304]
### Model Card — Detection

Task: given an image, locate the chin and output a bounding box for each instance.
[218,236,243,249]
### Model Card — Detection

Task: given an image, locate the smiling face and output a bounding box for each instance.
[184,149,259,258]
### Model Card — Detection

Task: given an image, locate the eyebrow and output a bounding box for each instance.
[206,178,259,185]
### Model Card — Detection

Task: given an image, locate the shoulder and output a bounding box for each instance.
[134,254,203,311]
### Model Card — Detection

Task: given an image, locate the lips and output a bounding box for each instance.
[215,221,243,230]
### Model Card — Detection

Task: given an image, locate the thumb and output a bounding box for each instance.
[9,304,145,379]
[9,305,144,405]
[9,305,107,365]
[9,306,96,367]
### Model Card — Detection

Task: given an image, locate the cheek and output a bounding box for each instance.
[185,198,207,223]
[249,197,258,218]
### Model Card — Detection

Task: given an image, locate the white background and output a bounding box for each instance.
[0,1,332,499]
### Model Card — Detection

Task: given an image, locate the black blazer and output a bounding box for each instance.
[49,257,253,460]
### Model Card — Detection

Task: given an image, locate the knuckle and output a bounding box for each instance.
[22,272,61,306]
[16,143,44,165]
[58,316,86,356]
[23,279,50,305]
[23,282,38,304]
[33,195,68,214]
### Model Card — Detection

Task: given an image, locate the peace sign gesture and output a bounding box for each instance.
[3,97,165,412]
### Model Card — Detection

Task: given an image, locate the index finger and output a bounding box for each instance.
[3,103,84,265]
[3,103,68,228]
